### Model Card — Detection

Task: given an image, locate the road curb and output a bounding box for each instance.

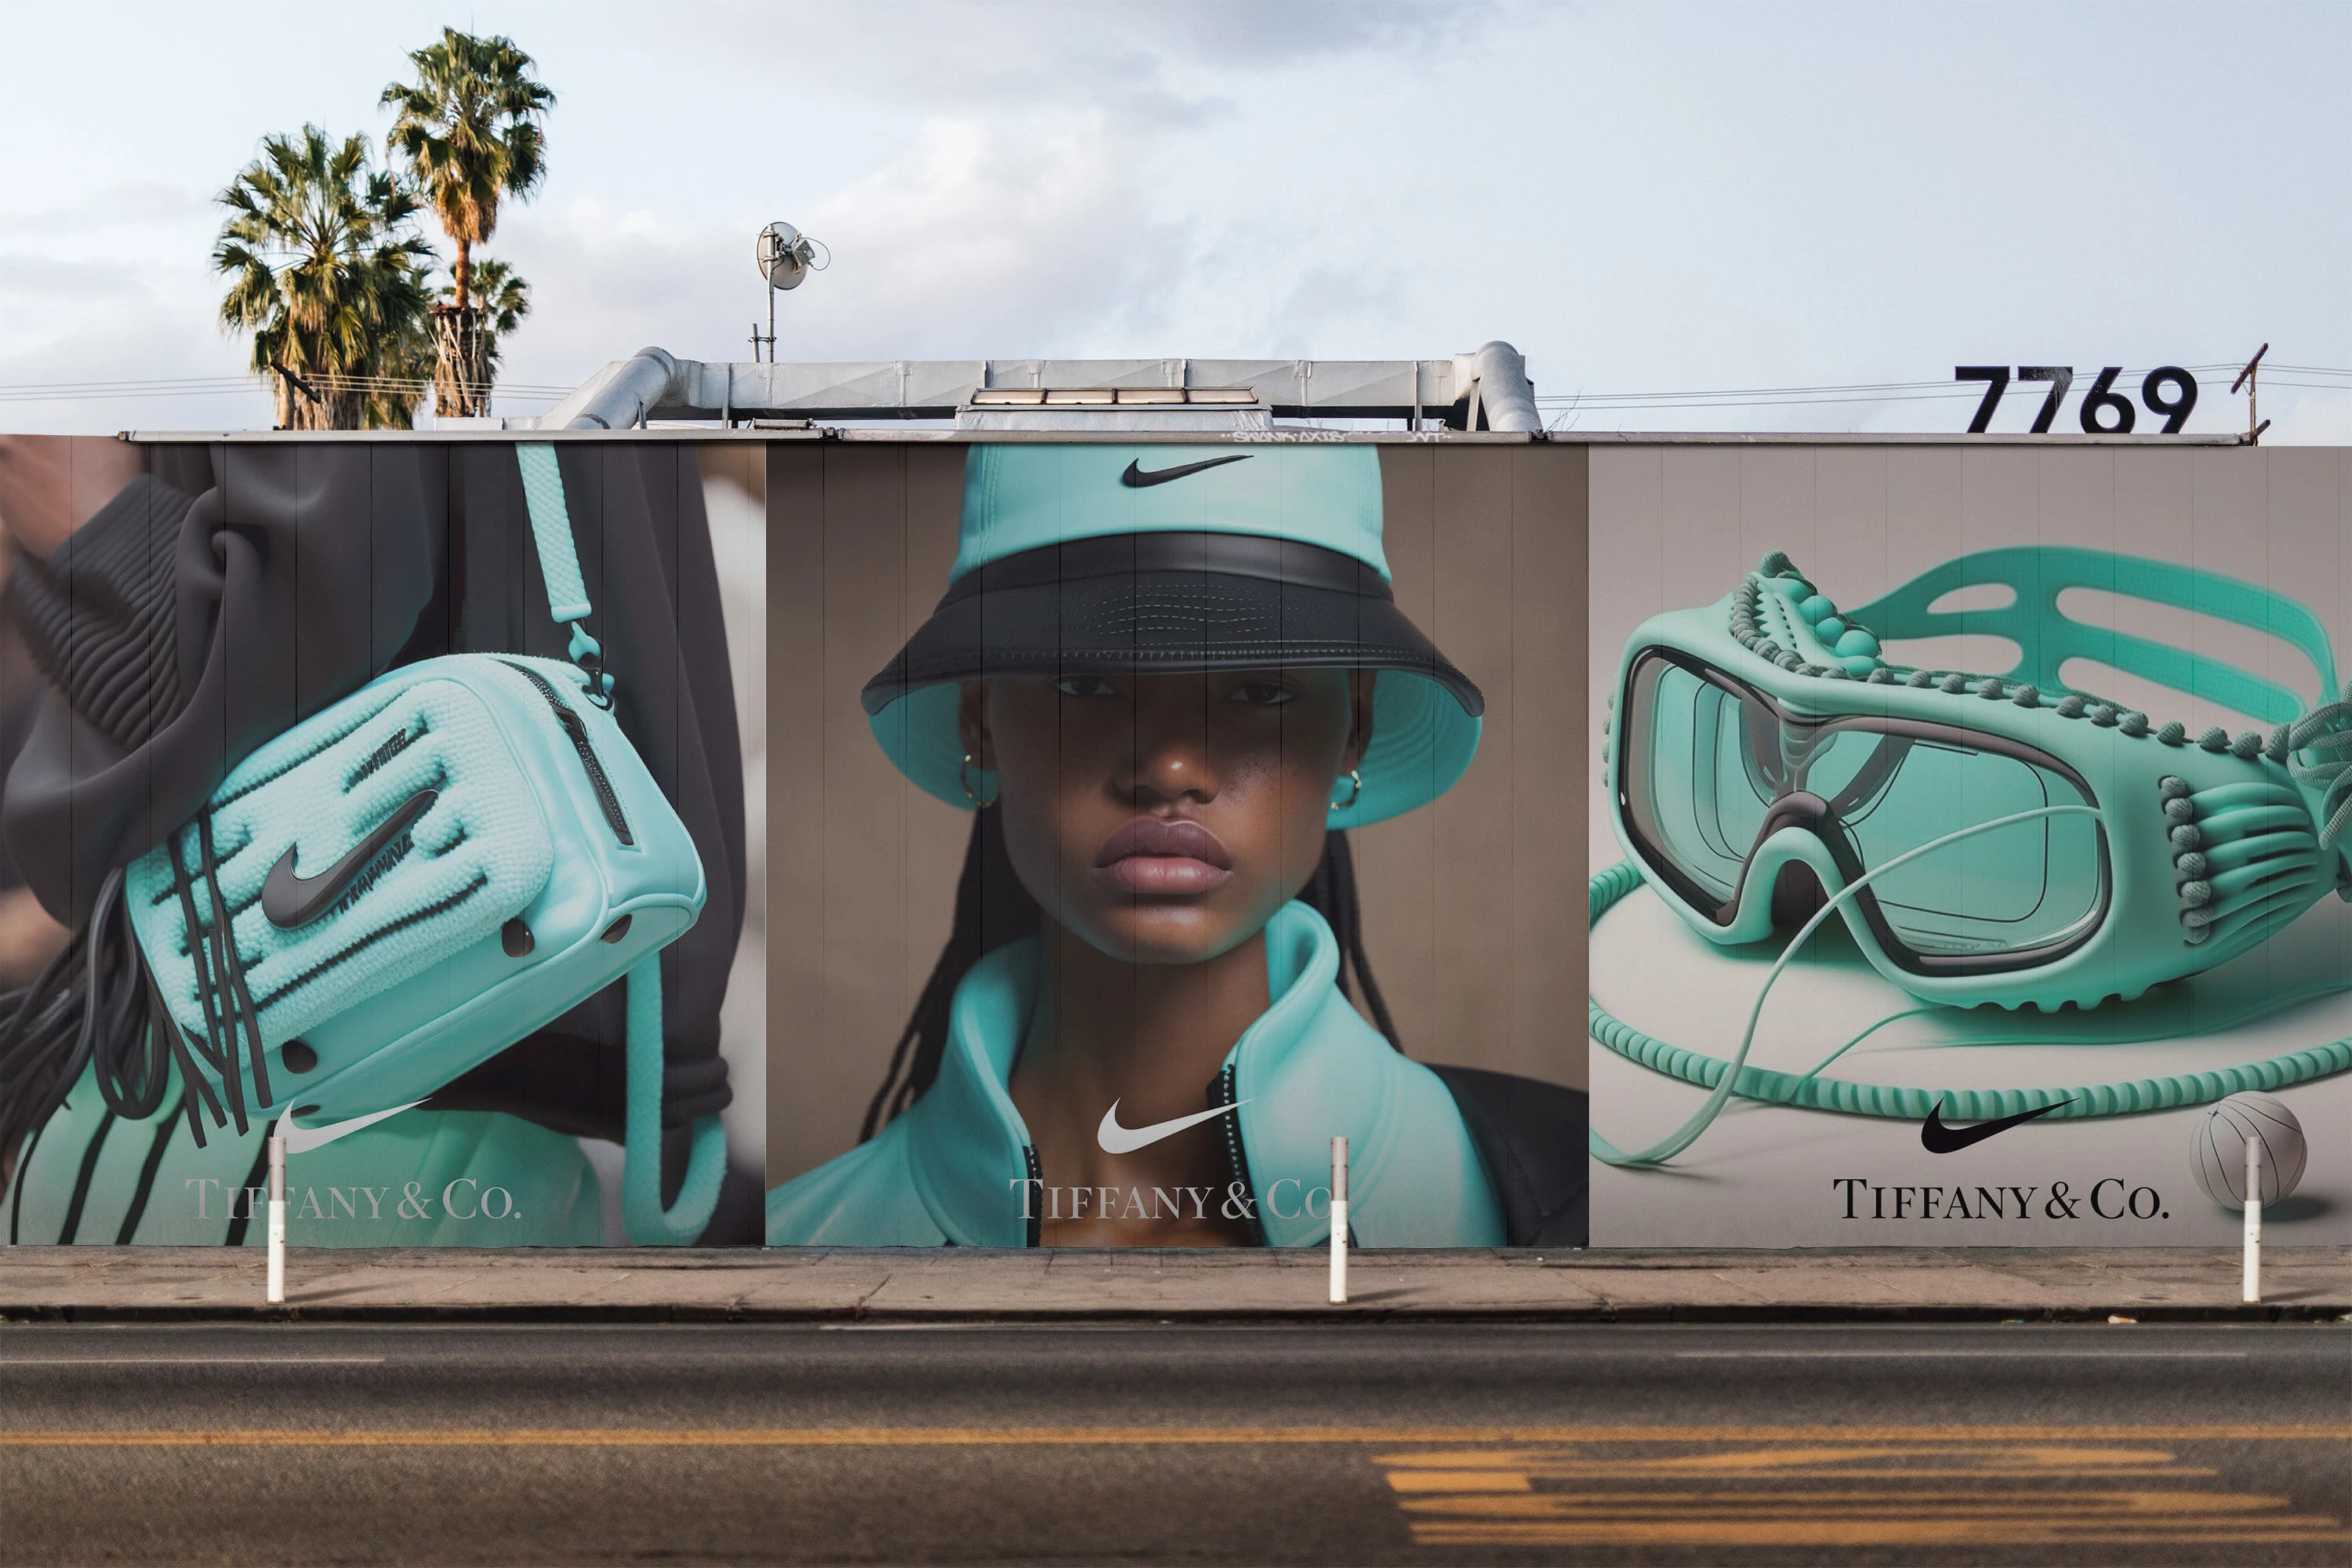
[5,1302,2347,1326]
[4,1247,2343,1326]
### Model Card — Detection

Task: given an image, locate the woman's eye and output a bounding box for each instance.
[1054,676,1119,698]
[1229,682,1297,706]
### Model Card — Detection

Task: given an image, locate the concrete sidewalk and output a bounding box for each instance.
[2,1245,2346,1323]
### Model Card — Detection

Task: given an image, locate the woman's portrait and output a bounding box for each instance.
[765,442,1588,1248]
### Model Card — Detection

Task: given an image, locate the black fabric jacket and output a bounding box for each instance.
[1,441,746,1143]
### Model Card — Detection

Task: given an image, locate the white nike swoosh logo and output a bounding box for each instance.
[274,1102,425,1155]
[1096,1098,1249,1155]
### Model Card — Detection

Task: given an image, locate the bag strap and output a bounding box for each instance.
[1844,545,2339,728]
[517,445,724,1243]
[622,956,728,1244]
[514,444,615,708]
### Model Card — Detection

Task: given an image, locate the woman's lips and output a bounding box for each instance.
[1095,817,1235,895]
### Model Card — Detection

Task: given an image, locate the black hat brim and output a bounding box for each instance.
[860,532,1484,719]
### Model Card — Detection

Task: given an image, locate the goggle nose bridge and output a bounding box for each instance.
[1738,800,1872,927]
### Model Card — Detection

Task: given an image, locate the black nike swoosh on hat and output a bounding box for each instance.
[1920,1095,2073,1153]
[260,788,438,930]
[1119,455,1253,488]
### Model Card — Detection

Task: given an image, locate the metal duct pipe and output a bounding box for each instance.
[1468,341,1541,431]
[535,347,684,430]
[521,346,1535,428]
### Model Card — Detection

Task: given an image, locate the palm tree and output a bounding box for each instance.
[381,29,554,416]
[213,126,437,430]
[439,256,531,393]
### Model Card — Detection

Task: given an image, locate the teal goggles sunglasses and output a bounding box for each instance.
[1621,648,2111,981]
[1606,546,2352,1011]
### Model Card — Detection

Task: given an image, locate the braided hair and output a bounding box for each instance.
[858,809,1399,1142]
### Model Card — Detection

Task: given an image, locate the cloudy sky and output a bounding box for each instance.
[3,2,2346,436]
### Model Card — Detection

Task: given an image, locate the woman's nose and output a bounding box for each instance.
[1115,690,1222,804]
[1121,743,1220,804]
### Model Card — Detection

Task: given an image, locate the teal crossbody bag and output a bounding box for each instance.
[117,444,724,1243]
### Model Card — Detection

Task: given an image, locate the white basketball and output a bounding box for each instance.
[2189,1092,2307,1210]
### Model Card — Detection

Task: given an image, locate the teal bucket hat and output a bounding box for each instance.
[862,443,1483,829]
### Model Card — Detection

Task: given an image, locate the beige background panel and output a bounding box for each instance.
[768,441,1588,1189]
[765,443,969,1189]
[1502,445,1590,1086]
[1352,444,1590,1090]
[1428,446,1520,1077]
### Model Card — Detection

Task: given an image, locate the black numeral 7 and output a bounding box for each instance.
[1956,366,2009,433]
[2015,367,2074,433]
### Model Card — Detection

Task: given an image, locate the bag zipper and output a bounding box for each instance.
[1208,1062,1267,1246]
[499,662,633,845]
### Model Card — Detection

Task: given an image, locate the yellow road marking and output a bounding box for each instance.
[0,1423,2342,1448]
[1409,1522,2352,1546]
[1388,1471,1531,1493]
[1381,1443,2214,1479]
[1403,1491,2299,1518]
[1378,1437,2350,1549]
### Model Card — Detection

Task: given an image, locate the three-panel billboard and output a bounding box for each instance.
[0,431,2342,1249]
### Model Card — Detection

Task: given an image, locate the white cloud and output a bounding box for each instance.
[488,107,1192,387]
[1,3,2346,438]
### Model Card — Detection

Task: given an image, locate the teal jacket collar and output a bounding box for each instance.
[768,902,1504,1247]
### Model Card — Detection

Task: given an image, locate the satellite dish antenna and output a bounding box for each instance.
[757,222,827,292]
[751,223,829,362]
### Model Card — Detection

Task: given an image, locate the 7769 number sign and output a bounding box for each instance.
[1956,365,2198,434]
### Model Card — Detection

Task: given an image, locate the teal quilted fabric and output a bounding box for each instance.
[125,669,555,1051]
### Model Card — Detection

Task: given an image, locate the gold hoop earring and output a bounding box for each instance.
[960,753,999,808]
[1331,768,1363,811]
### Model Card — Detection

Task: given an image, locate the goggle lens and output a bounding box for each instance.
[1624,655,2106,964]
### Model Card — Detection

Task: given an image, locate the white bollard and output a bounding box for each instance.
[2242,1136,2262,1305]
[266,1123,287,1305]
[1328,1136,1348,1305]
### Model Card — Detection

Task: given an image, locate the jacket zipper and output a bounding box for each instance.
[501,662,633,845]
[1209,1063,1267,1246]
[1022,1145,1043,1247]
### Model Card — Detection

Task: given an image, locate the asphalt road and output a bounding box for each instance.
[0,1321,2343,1565]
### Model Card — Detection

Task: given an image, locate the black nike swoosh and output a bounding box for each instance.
[1119,455,1253,488]
[1920,1095,2072,1153]
[260,788,438,929]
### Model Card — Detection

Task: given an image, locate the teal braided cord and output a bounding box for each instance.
[515,443,593,626]
[1588,851,2352,1166]
[621,956,729,1245]
[1796,1007,1939,1082]
[1795,977,2352,1086]
[1590,807,2100,1165]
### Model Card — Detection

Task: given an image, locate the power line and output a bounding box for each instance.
[1534,364,2352,414]
[0,373,573,404]
[4,363,2346,413]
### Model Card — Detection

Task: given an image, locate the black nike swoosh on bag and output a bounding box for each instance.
[260,788,438,929]
[1119,455,1253,488]
[1919,1095,2073,1153]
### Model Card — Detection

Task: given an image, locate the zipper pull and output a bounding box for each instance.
[568,622,615,709]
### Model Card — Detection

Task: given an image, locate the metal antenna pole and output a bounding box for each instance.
[749,292,777,364]
[2231,343,2270,445]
